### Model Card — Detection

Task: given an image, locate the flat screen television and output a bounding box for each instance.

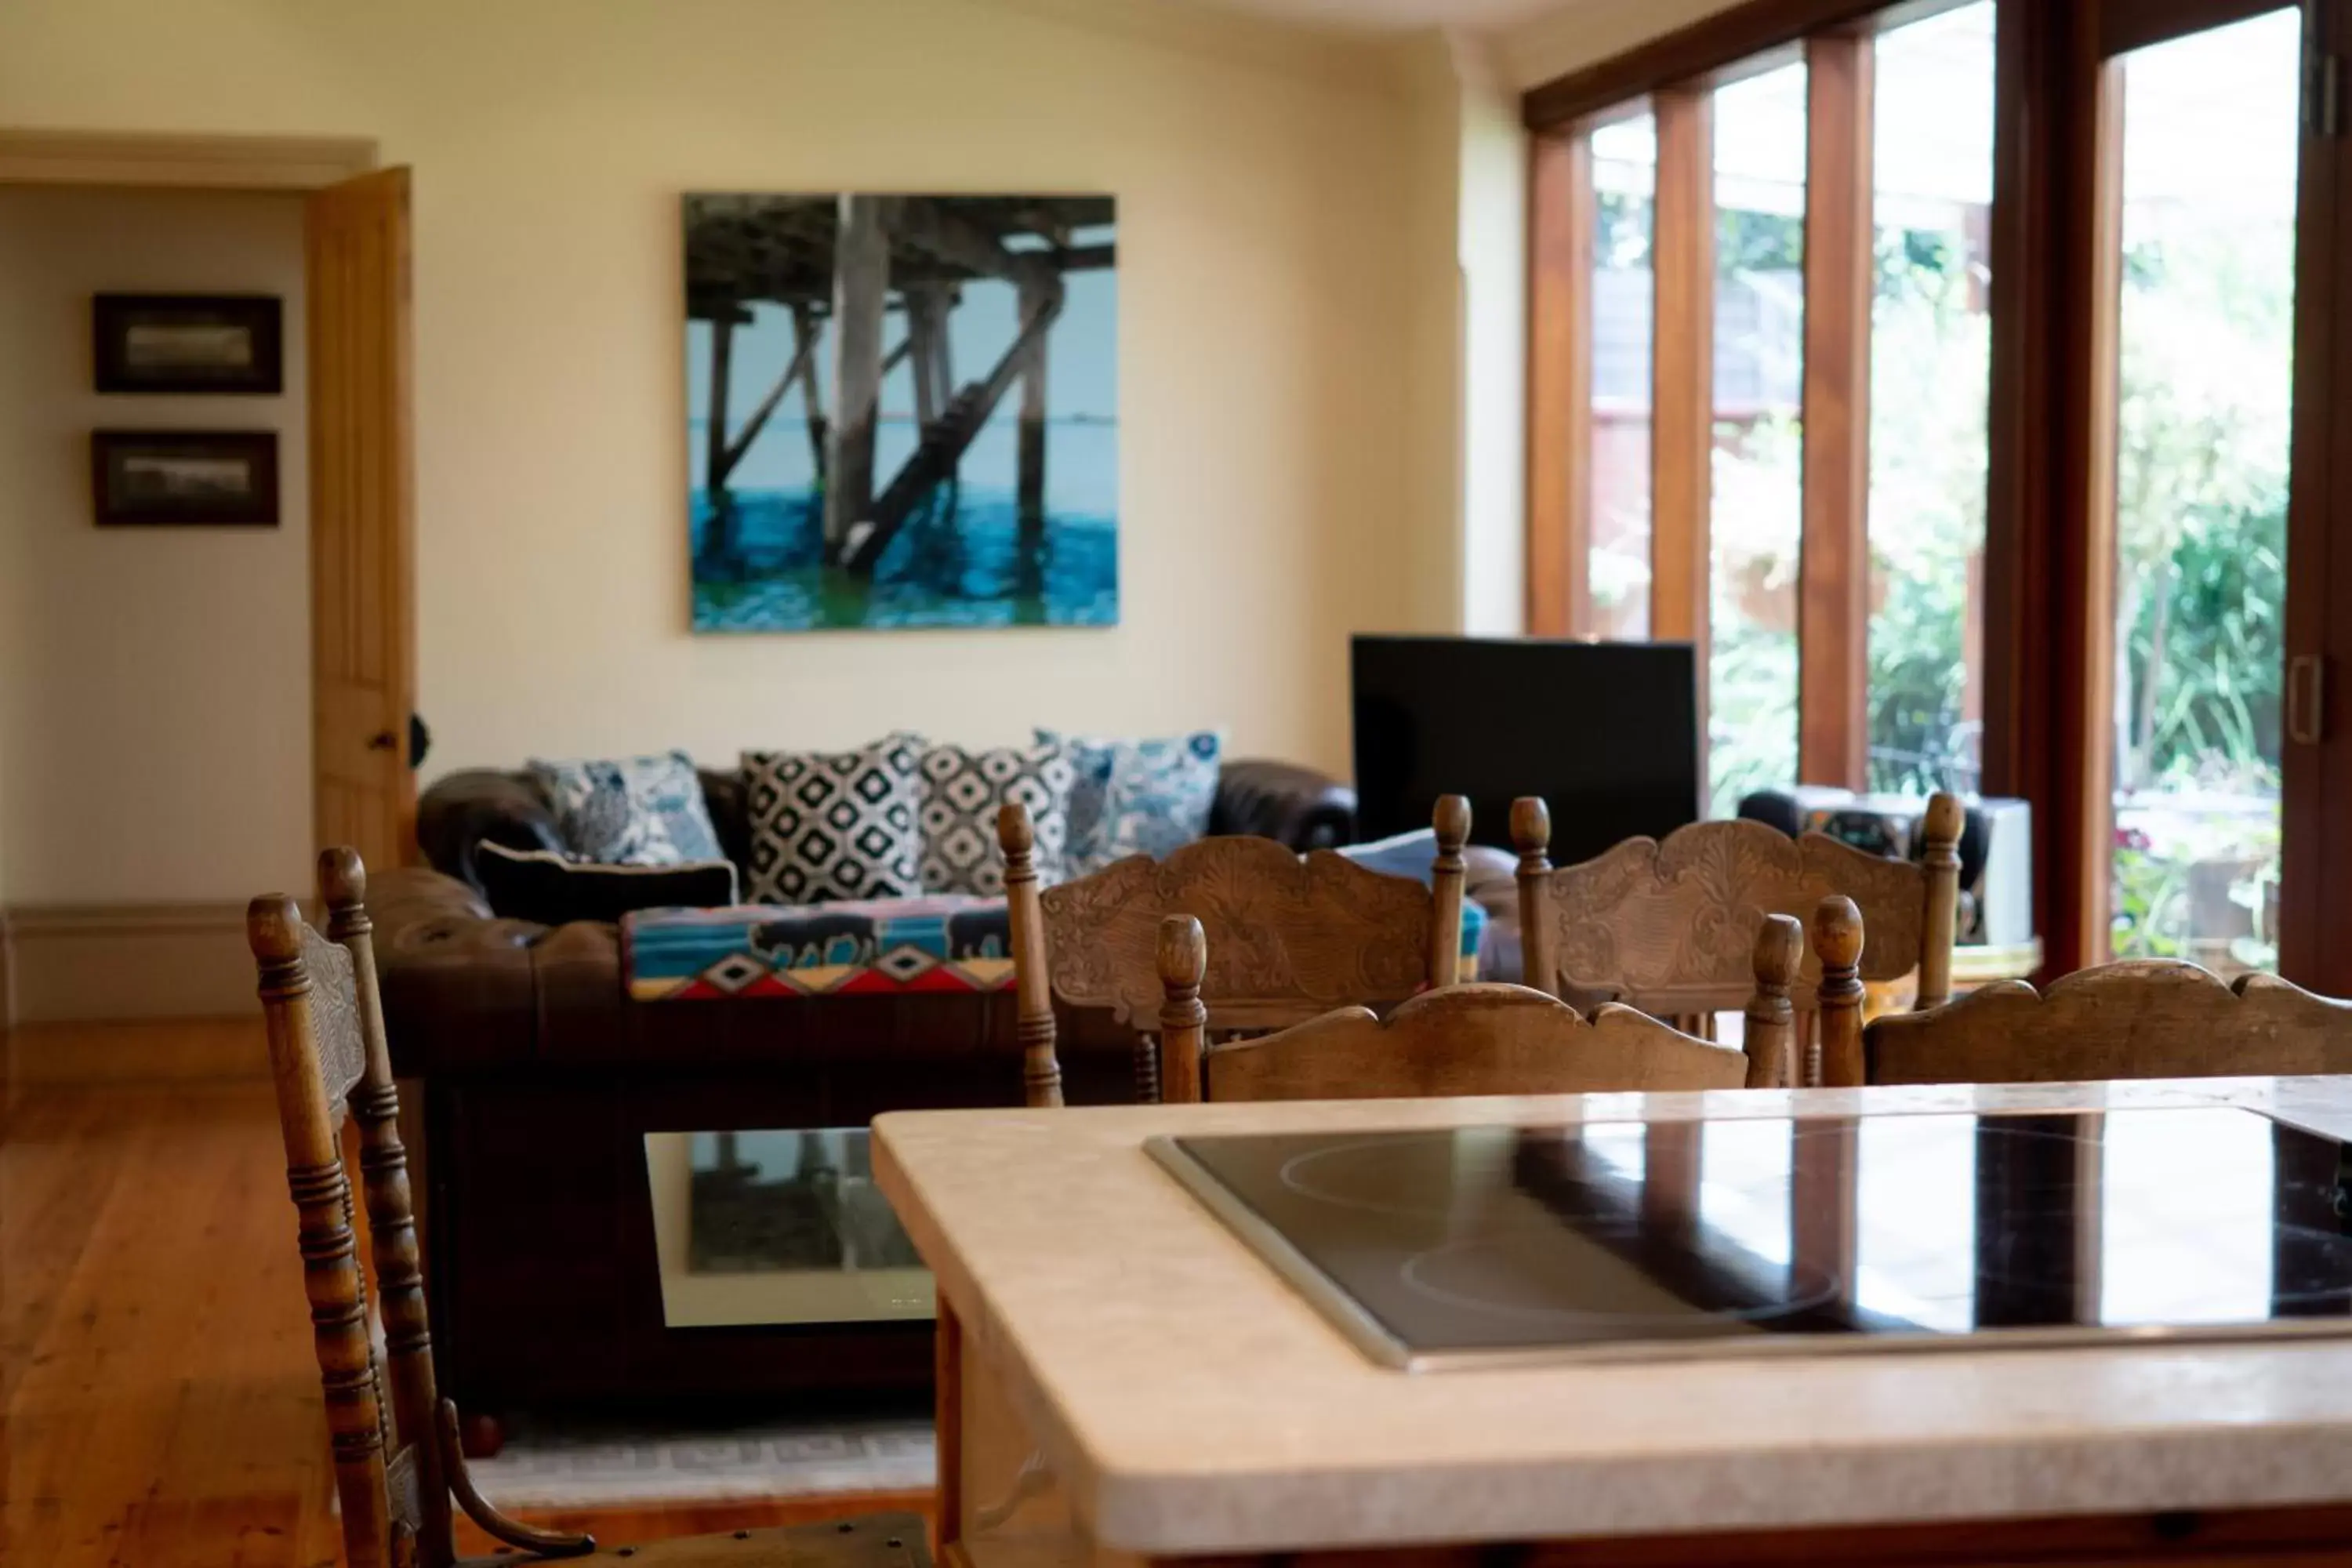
[1350,636,1700,858]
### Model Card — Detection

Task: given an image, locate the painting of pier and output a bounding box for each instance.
[684,193,1118,632]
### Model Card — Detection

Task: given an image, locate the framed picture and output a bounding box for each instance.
[90,430,280,528]
[93,294,283,395]
[684,193,1117,633]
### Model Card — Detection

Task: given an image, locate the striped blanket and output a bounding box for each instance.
[623,897,1485,1002]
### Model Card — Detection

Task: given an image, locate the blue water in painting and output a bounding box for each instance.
[691,485,1117,632]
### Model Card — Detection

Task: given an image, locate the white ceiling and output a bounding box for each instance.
[1181,0,1580,33]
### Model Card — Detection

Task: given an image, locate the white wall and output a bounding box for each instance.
[0,0,1430,784]
[0,187,311,907]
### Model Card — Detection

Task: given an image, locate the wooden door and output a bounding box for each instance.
[306,168,416,869]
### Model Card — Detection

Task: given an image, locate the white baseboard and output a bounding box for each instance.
[0,902,258,1026]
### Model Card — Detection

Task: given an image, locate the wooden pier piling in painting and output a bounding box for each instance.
[684,193,1118,633]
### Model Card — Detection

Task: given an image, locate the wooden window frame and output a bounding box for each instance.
[1525,132,1592,637]
[1526,0,2350,985]
[1650,85,1716,679]
[1796,30,1877,788]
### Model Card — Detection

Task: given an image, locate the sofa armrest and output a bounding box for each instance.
[369,866,546,1076]
[1210,759,1356,851]
[416,768,564,891]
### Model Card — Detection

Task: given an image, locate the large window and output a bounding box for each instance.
[1708,62,1808,817]
[1592,111,1659,640]
[1526,0,2352,986]
[2106,9,2299,968]
[1867,4,1994,797]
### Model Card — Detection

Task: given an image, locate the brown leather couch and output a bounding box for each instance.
[372,757,1418,1429]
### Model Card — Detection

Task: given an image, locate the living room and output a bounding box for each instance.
[14,0,2352,1564]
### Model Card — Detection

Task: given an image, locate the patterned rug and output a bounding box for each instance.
[467,1410,936,1508]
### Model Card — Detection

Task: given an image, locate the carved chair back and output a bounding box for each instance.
[1864,959,2352,1086]
[1509,793,1962,1083]
[1153,910,1803,1101]
[249,851,590,1568]
[999,796,1472,1106]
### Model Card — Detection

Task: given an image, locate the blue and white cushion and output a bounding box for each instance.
[1039,728,1223,873]
[527,751,724,866]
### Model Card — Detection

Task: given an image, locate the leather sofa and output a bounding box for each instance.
[370,757,1426,1431]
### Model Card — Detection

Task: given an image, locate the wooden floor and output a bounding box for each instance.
[1,1019,932,1567]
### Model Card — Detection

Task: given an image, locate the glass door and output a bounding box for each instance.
[2103,9,2302,971]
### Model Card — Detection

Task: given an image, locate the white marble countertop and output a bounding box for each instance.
[872,1078,2352,1554]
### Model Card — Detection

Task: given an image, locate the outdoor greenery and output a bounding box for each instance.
[1603,159,2288,959]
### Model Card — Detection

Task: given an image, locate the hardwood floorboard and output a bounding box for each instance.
[2,1022,935,1567]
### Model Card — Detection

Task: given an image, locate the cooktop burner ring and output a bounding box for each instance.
[1397,1233,1846,1327]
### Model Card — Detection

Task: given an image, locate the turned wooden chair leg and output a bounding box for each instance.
[1511,797,1558,999]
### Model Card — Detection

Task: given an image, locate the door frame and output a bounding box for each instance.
[0,127,414,870]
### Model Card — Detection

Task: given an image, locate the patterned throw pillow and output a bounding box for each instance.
[919,740,1076,895]
[526,751,723,866]
[741,738,924,904]
[1039,729,1223,873]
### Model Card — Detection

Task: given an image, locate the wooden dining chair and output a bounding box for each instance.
[1149,909,1803,1102]
[1509,792,1963,1085]
[999,795,1472,1107]
[1860,955,2352,1086]
[249,848,929,1568]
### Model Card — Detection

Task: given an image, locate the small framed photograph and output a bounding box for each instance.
[93,294,283,395]
[90,431,280,528]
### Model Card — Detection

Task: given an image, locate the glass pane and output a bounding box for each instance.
[1710,62,1807,818]
[2109,9,2299,970]
[1592,108,1658,639]
[1867,2,1995,796]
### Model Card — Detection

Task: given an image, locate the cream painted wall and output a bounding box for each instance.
[0,187,311,906]
[0,0,1425,783]
[1389,29,1528,641]
[1451,34,1528,638]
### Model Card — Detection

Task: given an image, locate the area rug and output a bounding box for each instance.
[465,1412,936,1508]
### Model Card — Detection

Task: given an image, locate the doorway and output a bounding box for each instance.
[0,129,419,880]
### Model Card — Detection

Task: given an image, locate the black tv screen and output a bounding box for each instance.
[1350,636,1700,858]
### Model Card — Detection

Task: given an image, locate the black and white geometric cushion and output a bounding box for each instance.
[740,738,924,905]
[919,739,1076,895]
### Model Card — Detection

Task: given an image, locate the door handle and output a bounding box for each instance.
[2290,654,2326,745]
[367,730,397,751]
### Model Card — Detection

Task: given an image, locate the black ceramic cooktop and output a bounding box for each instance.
[1147,1107,2352,1368]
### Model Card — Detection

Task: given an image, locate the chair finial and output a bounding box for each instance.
[319,846,367,908]
[1753,912,1802,992]
[1812,895,1864,971]
[1509,796,1551,858]
[1158,913,1207,994]
[1432,794,1472,854]
[1923,791,1965,851]
[247,893,306,964]
[996,800,1035,858]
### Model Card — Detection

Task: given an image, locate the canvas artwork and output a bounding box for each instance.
[684,194,1117,632]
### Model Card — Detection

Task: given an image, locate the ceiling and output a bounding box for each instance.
[1179,0,1578,33]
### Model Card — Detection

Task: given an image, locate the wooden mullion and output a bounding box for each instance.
[1651,85,1715,728]
[1798,31,1877,789]
[1526,130,1595,638]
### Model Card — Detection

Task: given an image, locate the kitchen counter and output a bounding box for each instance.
[873,1077,2352,1564]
